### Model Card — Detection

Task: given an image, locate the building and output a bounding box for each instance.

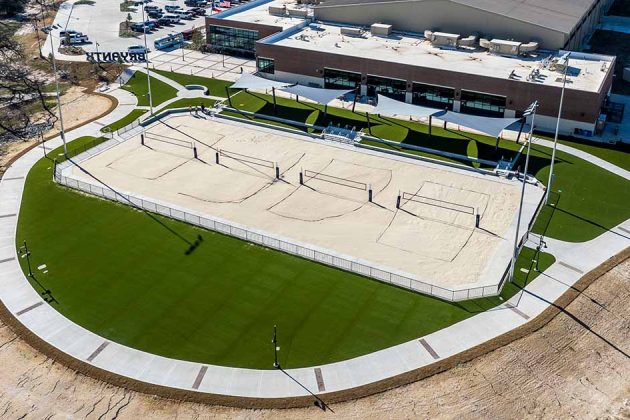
[313,0,615,51]
[206,0,617,136]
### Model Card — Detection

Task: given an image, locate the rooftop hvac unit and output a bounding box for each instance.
[340,27,362,36]
[430,31,460,47]
[479,38,492,49]
[287,7,308,17]
[519,41,539,54]
[458,35,477,47]
[370,23,392,36]
[268,5,286,15]
[489,39,521,56]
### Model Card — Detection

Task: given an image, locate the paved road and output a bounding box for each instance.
[42,0,211,60]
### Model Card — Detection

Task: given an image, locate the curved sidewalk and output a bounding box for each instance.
[0,131,628,405]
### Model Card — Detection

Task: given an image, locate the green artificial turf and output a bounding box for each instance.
[122,72,178,106]
[100,109,147,133]
[557,138,630,172]
[152,70,232,97]
[522,143,630,242]
[16,138,553,369]
[157,97,217,112]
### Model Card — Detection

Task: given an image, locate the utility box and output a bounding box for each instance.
[370,23,392,36]
[490,39,521,56]
[431,32,460,47]
[341,26,362,36]
[268,5,286,15]
[287,7,308,17]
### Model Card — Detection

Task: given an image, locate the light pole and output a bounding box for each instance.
[545,52,570,204]
[140,6,154,114]
[49,32,68,156]
[272,325,280,369]
[509,101,538,283]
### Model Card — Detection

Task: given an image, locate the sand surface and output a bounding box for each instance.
[67,115,541,289]
[0,258,627,419]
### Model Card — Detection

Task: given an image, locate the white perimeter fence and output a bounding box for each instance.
[52,122,545,302]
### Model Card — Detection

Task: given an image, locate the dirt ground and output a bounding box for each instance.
[0,258,627,419]
[43,86,113,137]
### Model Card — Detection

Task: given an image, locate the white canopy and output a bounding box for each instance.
[230,73,292,90]
[373,94,442,119]
[280,85,353,105]
[434,111,522,138]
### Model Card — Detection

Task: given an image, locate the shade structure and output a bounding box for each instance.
[230,73,293,90]
[280,85,354,105]
[373,94,442,119]
[434,111,522,138]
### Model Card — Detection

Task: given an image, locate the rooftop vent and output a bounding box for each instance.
[268,5,286,15]
[370,23,392,36]
[340,27,362,36]
[425,31,460,47]
[287,7,308,17]
[480,39,538,56]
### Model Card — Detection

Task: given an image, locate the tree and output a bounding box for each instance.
[191,28,205,51]
[0,0,28,17]
[0,22,56,138]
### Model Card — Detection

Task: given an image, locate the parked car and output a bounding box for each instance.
[41,25,52,33]
[173,10,193,19]
[157,16,173,25]
[147,10,163,18]
[162,14,181,24]
[130,22,148,32]
[128,45,149,54]
[60,33,89,45]
[59,29,81,37]
[189,7,206,16]
[164,5,182,12]
[185,0,207,6]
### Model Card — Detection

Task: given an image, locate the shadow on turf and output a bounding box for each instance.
[62,157,202,254]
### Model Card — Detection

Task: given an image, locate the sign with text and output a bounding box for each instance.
[86,51,147,63]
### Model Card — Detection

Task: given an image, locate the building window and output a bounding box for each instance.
[257,57,275,74]
[366,75,407,101]
[208,25,258,57]
[411,82,454,109]
[323,68,361,90]
[460,90,506,117]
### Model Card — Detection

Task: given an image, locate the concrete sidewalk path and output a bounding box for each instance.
[0,109,628,402]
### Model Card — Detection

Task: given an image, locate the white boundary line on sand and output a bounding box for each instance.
[1,112,628,402]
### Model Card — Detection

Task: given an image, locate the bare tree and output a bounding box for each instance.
[0,22,56,139]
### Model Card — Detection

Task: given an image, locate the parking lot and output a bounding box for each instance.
[42,0,214,59]
[149,49,256,81]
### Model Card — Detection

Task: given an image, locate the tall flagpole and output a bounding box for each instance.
[49,33,68,156]
[509,101,538,282]
[545,53,570,204]
[141,6,153,114]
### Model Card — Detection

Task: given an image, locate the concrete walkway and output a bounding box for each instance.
[0,100,628,402]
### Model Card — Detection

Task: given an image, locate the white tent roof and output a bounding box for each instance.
[230,73,292,90]
[434,111,522,138]
[280,85,353,105]
[373,94,441,119]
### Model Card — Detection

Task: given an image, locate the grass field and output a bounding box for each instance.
[158,97,217,112]
[152,70,232,97]
[15,137,553,369]
[100,109,147,133]
[122,72,178,106]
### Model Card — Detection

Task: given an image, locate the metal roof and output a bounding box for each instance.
[315,0,597,34]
